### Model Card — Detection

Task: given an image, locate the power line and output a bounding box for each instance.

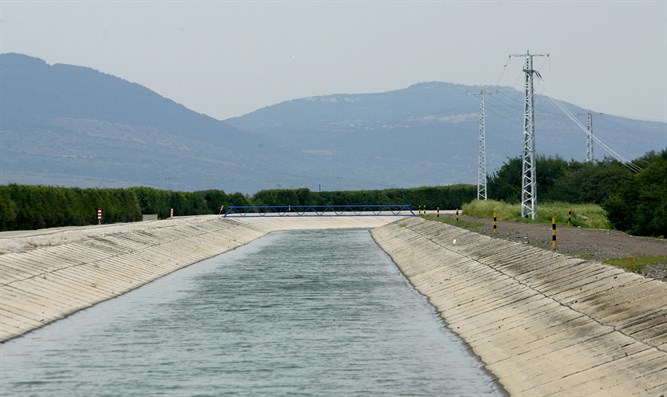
[544,93,643,172]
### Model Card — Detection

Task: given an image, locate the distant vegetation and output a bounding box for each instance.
[252,185,475,210]
[0,184,475,232]
[1,150,664,237]
[0,185,141,231]
[0,186,251,231]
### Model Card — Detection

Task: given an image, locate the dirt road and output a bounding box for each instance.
[450,214,667,281]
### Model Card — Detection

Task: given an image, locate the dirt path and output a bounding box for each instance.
[450,214,667,281]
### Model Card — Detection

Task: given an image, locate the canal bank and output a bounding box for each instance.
[371,217,666,396]
[2,215,665,396]
[1,228,503,396]
[0,216,399,342]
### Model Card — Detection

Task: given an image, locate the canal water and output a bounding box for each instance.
[0,229,504,396]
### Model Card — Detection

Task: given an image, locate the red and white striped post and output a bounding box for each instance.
[97,208,102,225]
[170,208,174,218]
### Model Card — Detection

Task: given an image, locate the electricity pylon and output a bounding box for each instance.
[510,51,548,220]
[586,112,596,162]
[468,90,496,200]
[577,112,601,163]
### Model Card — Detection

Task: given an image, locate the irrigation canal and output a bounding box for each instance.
[0,228,503,396]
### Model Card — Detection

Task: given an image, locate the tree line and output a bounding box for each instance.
[0,184,475,232]
[2,150,663,237]
[252,185,475,210]
[487,149,666,237]
[0,186,252,231]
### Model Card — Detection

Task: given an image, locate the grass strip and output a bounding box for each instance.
[603,256,667,273]
[421,214,484,229]
[461,199,611,229]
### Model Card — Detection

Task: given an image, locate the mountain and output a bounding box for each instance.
[0,53,314,192]
[2,53,665,193]
[227,82,667,190]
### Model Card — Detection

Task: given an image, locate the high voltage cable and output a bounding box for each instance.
[502,70,643,172]
[546,95,634,167]
[544,92,644,172]
[488,53,643,174]
[587,115,660,163]
[495,56,511,86]
[485,107,522,125]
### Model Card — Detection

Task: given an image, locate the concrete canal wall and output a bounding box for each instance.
[2,215,665,396]
[371,217,666,397]
[0,215,399,342]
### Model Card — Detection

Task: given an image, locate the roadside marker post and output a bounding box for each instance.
[437,207,440,218]
[97,208,102,225]
[552,216,557,251]
[170,208,174,218]
[493,211,497,236]
[456,209,459,222]
[568,208,572,226]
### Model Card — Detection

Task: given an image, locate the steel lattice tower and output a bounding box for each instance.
[511,51,548,220]
[586,112,594,162]
[478,92,487,200]
[468,90,494,200]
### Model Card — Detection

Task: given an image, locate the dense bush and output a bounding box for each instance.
[251,185,476,210]
[0,185,242,231]
[1,184,476,231]
[0,185,142,231]
[603,150,667,237]
[487,156,632,204]
[487,150,666,237]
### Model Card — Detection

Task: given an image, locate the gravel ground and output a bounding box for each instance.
[449,215,667,282]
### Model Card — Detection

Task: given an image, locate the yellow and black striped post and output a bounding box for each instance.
[568,208,572,226]
[456,208,459,222]
[437,207,440,217]
[552,216,557,251]
[493,211,497,237]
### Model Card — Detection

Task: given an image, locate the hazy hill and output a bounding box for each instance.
[2,53,665,193]
[227,82,666,190]
[0,53,313,192]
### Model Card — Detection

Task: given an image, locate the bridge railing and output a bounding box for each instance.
[223,204,416,218]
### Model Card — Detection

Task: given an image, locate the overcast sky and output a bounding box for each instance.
[1,1,666,123]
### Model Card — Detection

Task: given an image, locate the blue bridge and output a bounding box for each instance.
[223,204,416,218]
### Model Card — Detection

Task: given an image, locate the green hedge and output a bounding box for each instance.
[0,185,142,231]
[0,184,475,231]
[252,185,476,209]
[0,185,241,231]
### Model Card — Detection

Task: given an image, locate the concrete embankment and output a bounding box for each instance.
[0,215,399,342]
[371,217,667,396]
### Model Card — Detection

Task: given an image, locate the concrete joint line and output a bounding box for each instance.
[406,225,665,354]
[3,229,216,288]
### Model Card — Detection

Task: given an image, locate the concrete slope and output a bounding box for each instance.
[0,216,401,342]
[371,217,666,397]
